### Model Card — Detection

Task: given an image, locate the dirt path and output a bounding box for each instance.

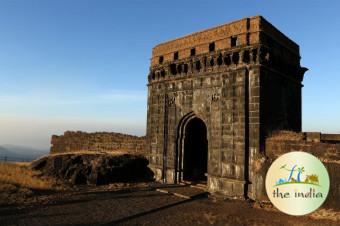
[0,184,337,226]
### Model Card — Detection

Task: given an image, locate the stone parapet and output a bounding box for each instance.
[50,131,146,154]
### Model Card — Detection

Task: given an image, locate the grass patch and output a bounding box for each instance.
[0,162,57,192]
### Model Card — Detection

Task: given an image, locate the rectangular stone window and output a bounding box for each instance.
[190,48,196,56]
[159,56,164,64]
[174,51,179,60]
[209,42,215,52]
[231,36,238,47]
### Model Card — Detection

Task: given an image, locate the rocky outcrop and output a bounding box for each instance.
[31,153,154,185]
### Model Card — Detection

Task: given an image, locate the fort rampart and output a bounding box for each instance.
[50,131,146,154]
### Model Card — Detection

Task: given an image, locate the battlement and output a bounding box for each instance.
[148,16,304,85]
[50,131,146,154]
[151,16,299,67]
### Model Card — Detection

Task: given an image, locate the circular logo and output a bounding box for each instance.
[265,151,330,215]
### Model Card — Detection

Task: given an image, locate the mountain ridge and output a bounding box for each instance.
[0,144,48,161]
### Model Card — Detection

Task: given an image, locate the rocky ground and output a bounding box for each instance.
[0,182,339,226]
[0,154,339,226]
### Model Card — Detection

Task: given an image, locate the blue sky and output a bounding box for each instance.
[0,0,339,149]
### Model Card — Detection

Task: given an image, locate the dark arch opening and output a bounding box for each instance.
[217,54,223,66]
[195,61,201,71]
[224,54,231,65]
[177,64,182,74]
[183,118,208,181]
[160,69,165,78]
[232,52,240,64]
[252,49,257,62]
[243,50,250,64]
[170,64,177,75]
[183,64,188,73]
[209,58,214,67]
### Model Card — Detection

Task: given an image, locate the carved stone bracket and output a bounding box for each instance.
[211,93,220,102]
[168,96,176,106]
[149,46,261,82]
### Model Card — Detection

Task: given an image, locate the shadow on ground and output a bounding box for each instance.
[0,184,337,226]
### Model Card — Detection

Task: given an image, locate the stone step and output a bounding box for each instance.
[156,185,208,199]
[190,183,207,190]
[179,181,207,190]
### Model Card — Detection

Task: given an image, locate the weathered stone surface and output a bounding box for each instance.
[146,16,307,200]
[50,131,146,154]
[31,154,154,185]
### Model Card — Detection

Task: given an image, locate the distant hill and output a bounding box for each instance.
[0,144,48,161]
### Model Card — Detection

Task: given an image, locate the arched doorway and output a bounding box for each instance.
[182,117,208,181]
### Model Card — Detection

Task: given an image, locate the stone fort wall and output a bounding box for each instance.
[50,131,146,154]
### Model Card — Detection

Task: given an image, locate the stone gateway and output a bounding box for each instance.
[146,16,307,200]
